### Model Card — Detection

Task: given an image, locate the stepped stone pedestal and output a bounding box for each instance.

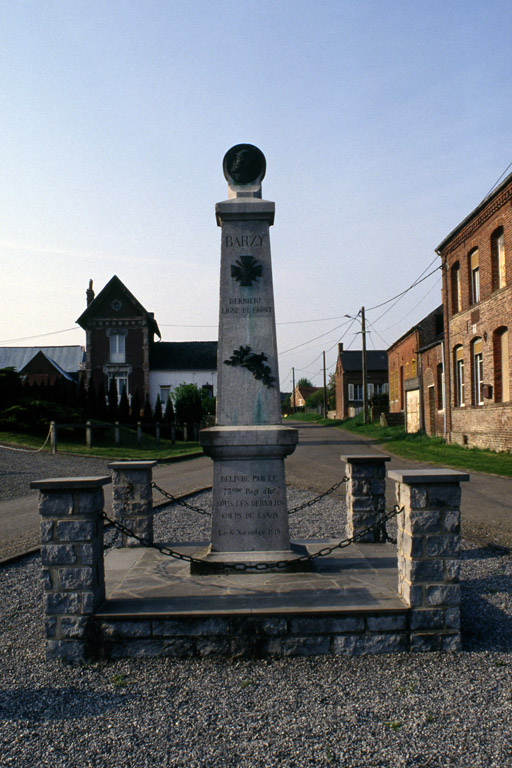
[198,144,299,571]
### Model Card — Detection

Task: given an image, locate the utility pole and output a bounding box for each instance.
[361,306,368,424]
[292,367,296,414]
[322,351,328,419]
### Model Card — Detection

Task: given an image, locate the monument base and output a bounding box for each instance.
[189,542,312,574]
[200,425,298,556]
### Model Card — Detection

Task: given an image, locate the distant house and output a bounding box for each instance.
[77,276,218,409]
[291,384,321,409]
[335,344,388,419]
[387,306,444,433]
[0,346,85,386]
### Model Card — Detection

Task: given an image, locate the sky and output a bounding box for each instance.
[1,0,512,391]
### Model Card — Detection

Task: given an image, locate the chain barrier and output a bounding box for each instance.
[151,477,348,517]
[287,476,348,514]
[0,426,52,453]
[151,482,212,516]
[100,503,404,572]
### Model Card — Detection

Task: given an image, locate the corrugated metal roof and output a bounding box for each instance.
[0,346,85,373]
[150,341,218,370]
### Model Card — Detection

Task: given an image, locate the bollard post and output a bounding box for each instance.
[137,421,142,446]
[171,423,176,444]
[341,454,391,541]
[114,421,120,445]
[50,421,57,454]
[155,422,160,448]
[31,475,111,662]
[388,469,469,652]
[183,423,189,442]
[109,461,157,547]
[85,421,92,449]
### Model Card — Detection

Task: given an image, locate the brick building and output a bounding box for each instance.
[335,344,388,419]
[436,171,512,450]
[77,276,217,409]
[387,306,444,433]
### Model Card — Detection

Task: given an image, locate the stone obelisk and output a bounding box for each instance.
[198,144,299,569]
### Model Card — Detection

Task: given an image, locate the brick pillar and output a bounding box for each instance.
[31,476,111,663]
[109,461,157,547]
[388,469,469,652]
[341,454,391,541]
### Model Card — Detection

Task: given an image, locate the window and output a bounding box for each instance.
[411,358,417,378]
[109,375,128,403]
[472,338,483,406]
[405,363,410,380]
[469,249,480,304]
[110,334,126,363]
[436,363,444,410]
[493,327,510,403]
[454,346,464,407]
[348,383,354,401]
[492,227,506,290]
[367,382,374,397]
[354,383,363,401]
[451,262,461,314]
[160,385,171,405]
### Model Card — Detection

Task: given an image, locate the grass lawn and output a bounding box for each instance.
[0,426,202,461]
[286,413,512,478]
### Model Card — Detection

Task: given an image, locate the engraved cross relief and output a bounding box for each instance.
[231,255,263,287]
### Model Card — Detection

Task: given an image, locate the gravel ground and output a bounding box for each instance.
[1,488,512,768]
[0,445,113,502]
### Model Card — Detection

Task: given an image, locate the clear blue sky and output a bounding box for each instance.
[1,0,511,390]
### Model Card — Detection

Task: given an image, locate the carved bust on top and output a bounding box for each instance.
[223,143,266,187]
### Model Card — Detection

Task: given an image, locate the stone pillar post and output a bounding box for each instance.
[388,469,469,652]
[341,454,390,541]
[31,476,111,662]
[109,461,157,547]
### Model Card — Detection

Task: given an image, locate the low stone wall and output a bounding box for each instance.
[96,612,408,658]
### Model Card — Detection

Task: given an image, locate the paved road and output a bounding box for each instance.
[2,422,512,560]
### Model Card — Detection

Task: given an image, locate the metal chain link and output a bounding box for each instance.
[288,476,348,514]
[151,482,212,516]
[100,503,404,572]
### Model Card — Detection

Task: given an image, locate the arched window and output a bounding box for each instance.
[454,346,465,407]
[491,227,506,290]
[469,249,480,305]
[451,262,461,314]
[471,338,483,405]
[493,327,510,403]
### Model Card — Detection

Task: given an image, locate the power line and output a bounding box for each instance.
[366,264,441,312]
[0,327,81,344]
[484,160,512,200]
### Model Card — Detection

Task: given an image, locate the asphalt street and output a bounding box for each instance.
[2,421,511,560]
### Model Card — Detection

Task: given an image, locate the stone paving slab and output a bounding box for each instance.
[98,540,405,617]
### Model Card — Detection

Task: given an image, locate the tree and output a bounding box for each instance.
[154,394,163,422]
[305,389,325,409]
[173,383,204,425]
[327,372,336,410]
[118,386,130,422]
[143,394,153,423]
[108,379,118,423]
[297,377,313,387]
[163,395,174,423]
[97,381,108,421]
[86,377,97,419]
[130,387,141,424]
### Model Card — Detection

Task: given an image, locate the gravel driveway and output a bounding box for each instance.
[1,487,511,767]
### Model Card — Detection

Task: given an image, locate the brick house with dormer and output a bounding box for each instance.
[437,170,512,450]
[77,276,217,410]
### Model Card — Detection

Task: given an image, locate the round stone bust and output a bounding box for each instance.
[223,144,266,186]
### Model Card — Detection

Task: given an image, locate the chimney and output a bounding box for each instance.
[86,279,95,307]
[338,343,343,355]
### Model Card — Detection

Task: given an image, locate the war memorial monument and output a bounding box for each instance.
[32,145,468,660]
